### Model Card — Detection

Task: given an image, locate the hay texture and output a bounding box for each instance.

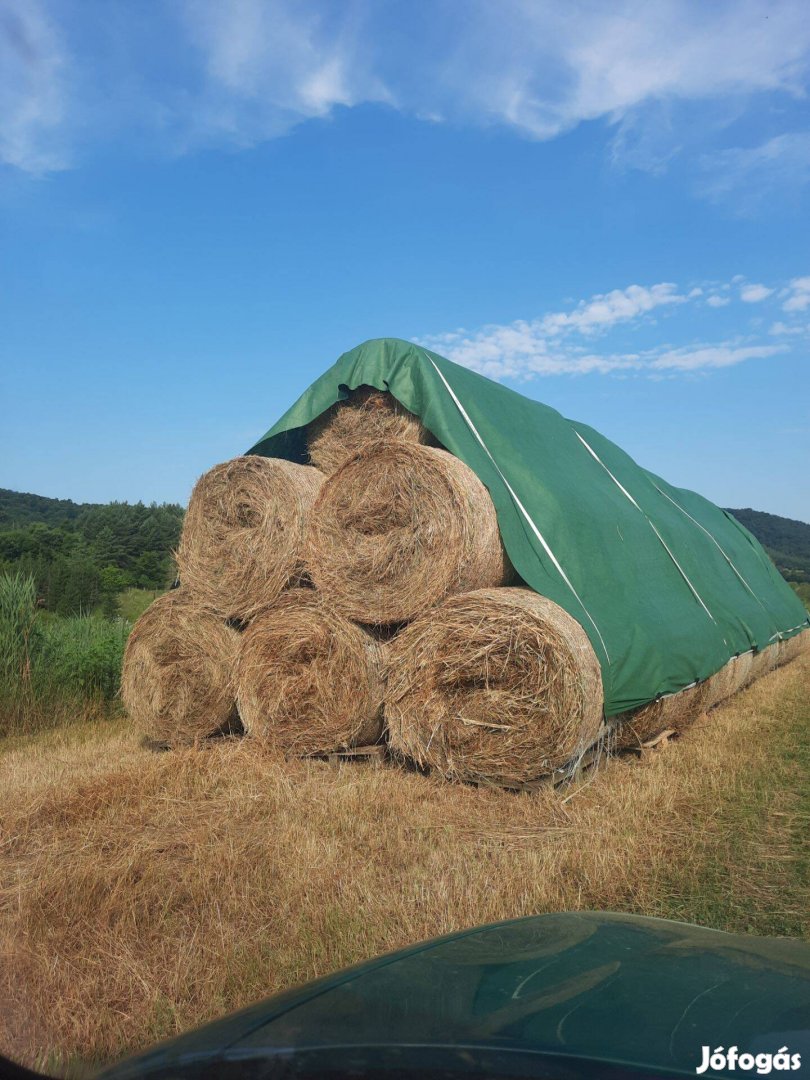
[121,590,240,746]
[727,650,754,694]
[385,587,603,785]
[747,643,778,684]
[178,455,324,623]
[307,387,434,474]
[612,679,711,750]
[306,441,510,625]
[612,638,790,751]
[702,651,754,710]
[236,591,384,755]
[702,659,739,711]
[779,629,809,666]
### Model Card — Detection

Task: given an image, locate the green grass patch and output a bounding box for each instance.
[652,675,809,939]
[117,587,165,623]
[0,571,127,737]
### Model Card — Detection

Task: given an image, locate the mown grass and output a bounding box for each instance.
[1,654,807,1074]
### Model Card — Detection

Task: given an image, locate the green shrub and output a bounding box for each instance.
[37,615,128,701]
[0,570,129,735]
[0,571,40,696]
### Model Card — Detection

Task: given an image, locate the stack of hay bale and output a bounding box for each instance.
[122,389,806,787]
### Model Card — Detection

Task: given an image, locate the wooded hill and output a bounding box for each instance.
[0,487,806,614]
[725,507,810,583]
[0,488,183,615]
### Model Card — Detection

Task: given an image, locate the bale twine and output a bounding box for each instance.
[307,387,434,474]
[236,591,384,755]
[121,589,240,746]
[177,455,324,623]
[385,587,603,786]
[306,441,510,625]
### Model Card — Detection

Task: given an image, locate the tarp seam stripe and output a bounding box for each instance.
[654,484,765,600]
[574,431,717,625]
[647,520,718,625]
[422,352,611,664]
[574,431,644,512]
[651,482,783,637]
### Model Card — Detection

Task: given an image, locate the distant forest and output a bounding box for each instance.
[0,489,184,616]
[725,508,810,584]
[0,488,807,617]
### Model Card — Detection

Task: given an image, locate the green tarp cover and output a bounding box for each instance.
[248,338,808,716]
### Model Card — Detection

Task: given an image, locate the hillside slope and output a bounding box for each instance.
[725,507,810,581]
[1,488,807,586]
[0,488,184,611]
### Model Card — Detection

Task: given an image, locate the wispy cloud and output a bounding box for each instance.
[770,320,808,336]
[420,275,801,380]
[173,0,390,151]
[534,283,685,335]
[0,0,68,173]
[649,343,784,371]
[698,132,810,209]
[3,0,810,177]
[421,284,687,379]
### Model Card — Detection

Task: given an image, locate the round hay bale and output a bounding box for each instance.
[385,587,603,786]
[307,387,434,474]
[613,679,711,750]
[728,650,754,693]
[121,589,240,746]
[177,455,324,622]
[748,643,778,684]
[778,630,809,666]
[659,680,711,728]
[611,699,664,749]
[703,659,739,711]
[236,591,384,755]
[306,441,510,625]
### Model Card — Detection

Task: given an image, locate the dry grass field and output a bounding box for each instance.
[1,655,808,1075]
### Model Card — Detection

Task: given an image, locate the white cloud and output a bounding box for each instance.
[451,1,810,142]
[649,343,785,371]
[782,276,810,312]
[0,0,68,172]
[178,0,810,157]
[4,0,810,174]
[536,283,685,336]
[770,320,807,336]
[739,283,774,303]
[422,283,688,379]
[421,276,796,380]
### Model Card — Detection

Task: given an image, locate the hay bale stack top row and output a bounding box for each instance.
[122,338,809,784]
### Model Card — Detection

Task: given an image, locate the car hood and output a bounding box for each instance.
[100,911,810,1079]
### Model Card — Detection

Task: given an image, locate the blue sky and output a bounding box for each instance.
[1,0,809,519]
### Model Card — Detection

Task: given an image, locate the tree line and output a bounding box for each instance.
[0,489,183,616]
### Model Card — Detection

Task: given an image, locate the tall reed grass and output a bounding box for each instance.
[0,571,127,736]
